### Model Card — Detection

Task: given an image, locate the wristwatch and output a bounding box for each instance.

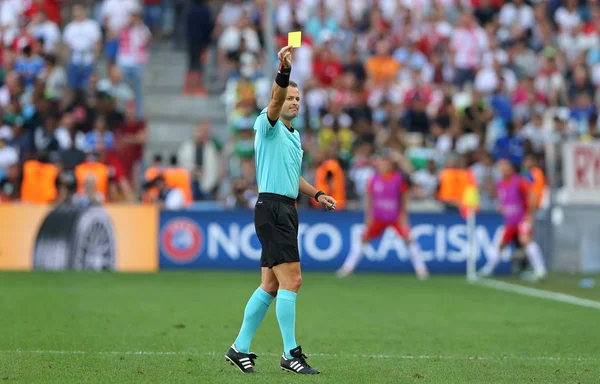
[314,190,325,202]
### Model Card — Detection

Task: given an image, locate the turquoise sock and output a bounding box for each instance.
[276,289,298,359]
[234,287,274,353]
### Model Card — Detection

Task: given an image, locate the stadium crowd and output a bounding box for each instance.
[0,0,150,205]
[215,0,599,211]
[0,0,598,210]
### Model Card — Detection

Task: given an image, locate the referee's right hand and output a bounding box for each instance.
[278,45,293,68]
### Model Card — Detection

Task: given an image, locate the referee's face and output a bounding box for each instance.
[281,87,300,120]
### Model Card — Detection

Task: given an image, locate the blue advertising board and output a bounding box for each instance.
[159,210,510,274]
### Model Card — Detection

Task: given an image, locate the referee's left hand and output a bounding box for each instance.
[318,194,337,211]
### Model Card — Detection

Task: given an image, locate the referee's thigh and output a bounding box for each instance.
[272,262,302,293]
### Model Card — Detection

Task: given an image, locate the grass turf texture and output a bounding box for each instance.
[1,272,599,384]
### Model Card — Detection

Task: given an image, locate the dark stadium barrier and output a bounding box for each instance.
[0,205,158,272]
[159,210,511,274]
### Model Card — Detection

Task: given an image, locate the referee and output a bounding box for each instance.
[225,45,336,375]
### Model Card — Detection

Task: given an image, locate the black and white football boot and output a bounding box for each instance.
[280,346,320,374]
[225,344,259,373]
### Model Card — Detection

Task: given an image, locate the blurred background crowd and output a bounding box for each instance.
[0,0,597,210]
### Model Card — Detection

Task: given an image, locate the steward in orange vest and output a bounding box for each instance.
[523,154,546,210]
[75,161,110,202]
[311,158,346,209]
[21,154,60,204]
[143,155,192,206]
[437,156,474,209]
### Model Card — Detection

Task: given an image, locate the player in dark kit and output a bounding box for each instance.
[224,45,337,375]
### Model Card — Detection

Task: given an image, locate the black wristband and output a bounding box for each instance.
[275,71,290,88]
[279,64,291,75]
[314,190,325,202]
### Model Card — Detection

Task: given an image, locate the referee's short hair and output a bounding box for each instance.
[289,80,298,89]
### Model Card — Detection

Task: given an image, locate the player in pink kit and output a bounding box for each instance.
[478,158,547,280]
[337,151,429,279]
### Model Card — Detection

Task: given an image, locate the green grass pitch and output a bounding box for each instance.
[1,271,599,383]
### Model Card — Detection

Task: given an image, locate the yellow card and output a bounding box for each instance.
[288,31,302,48]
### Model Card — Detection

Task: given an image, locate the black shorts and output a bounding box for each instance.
[254,193,300,268]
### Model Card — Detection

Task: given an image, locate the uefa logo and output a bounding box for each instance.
[160,218,203,263]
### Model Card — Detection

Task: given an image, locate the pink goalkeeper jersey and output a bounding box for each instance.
[368,171,408,223]
[497,174,529,226]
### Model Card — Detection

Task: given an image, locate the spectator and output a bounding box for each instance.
[12,18,37,54]
[143,0,163,37]
[403,92,431,136]
[348,141,375,203]
[66,89,95,133]
[412,159,439,200]
[0,72,24,108]
[521,110,546,153]
[364,40,400,88]
[450,12,488,88]
[474,0,499,27]
[24,0,61,25]
[88,140,134,202]
[14,44,44,88]
[53,113,73,151]
[8,118,31,162]
[471,150,499,211]
[117,6,151,117]
[555,0,581,34]
[33,113,61,153]
[461,90,494,138]
[62,5,102,90]
[96,91,125,130]
[0,129,18,178]
[304,2,338,46]
[185,0,214,95]
[0,163,19,202]
[147,175,186,210]
[41,53,67,101]
[570,93,596,135]
[224,177,257,210]
[493,121,525,167]
[0,0,24,47]
[217,10,261,82]
[229,100,257,164]
[172,0,189,49]
[85,115,115,152]
[313,43,343,88]
[73,174,105,207]
[177,121,222,200]
[534,51,566,106]
[102,0,140,69]
[97,66,134,114]
[213,0,247,39]
[29,10,60,54]
[115,101,147,187]
[58,114,87,172]
[238,155,256,192]
[498,0,534,38]
[393,39,428,72]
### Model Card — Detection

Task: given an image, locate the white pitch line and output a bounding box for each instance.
[477,279,600,310]
[0,350,597,362]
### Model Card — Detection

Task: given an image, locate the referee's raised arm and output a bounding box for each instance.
[266,45,293,124]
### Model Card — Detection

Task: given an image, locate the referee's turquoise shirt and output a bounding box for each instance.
[254,108,303,199]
